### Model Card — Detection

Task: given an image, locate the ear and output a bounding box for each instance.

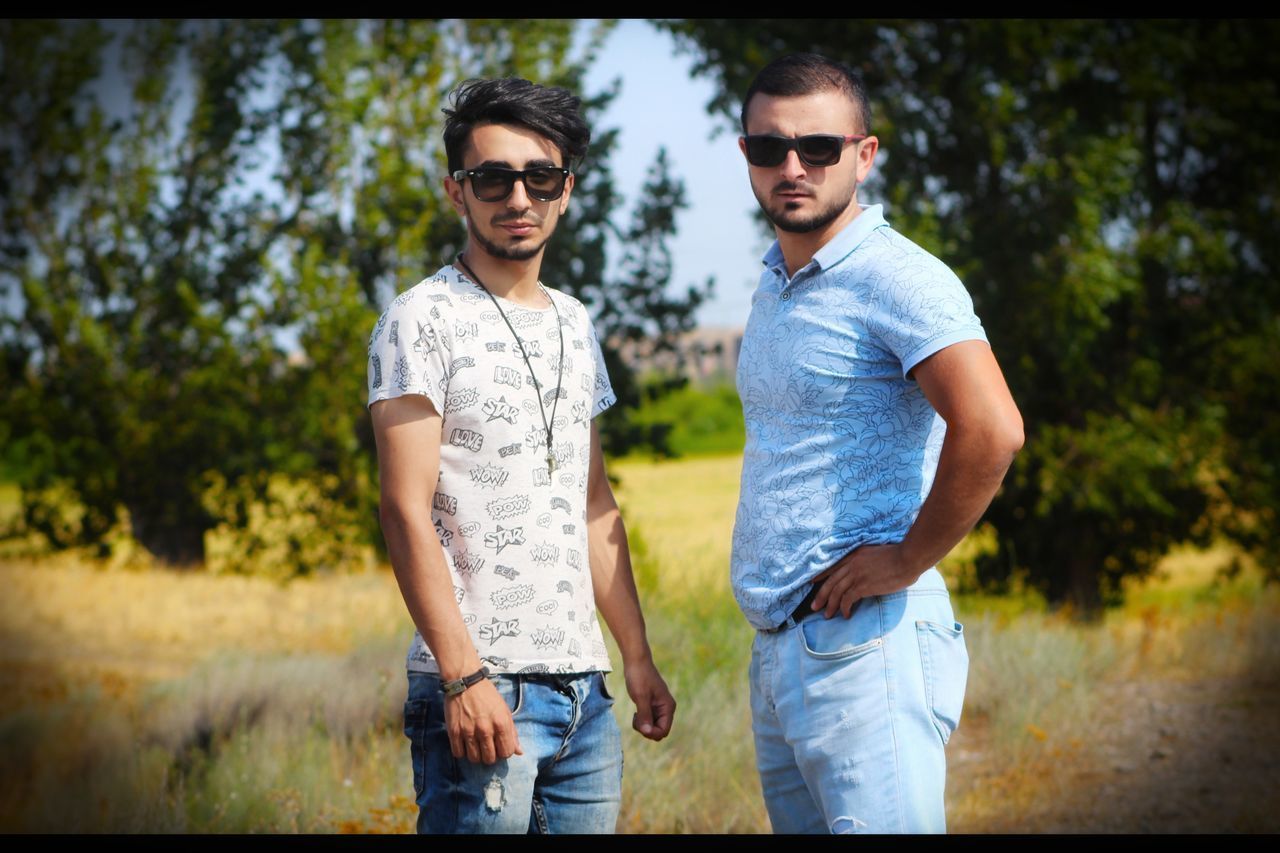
[738,136,749,161]
[558,171,575,216]
[856,136,880,184]
[444,174,467,218]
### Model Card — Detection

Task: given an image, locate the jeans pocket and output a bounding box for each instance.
[491,675,523,717]
[915,619,969,744]
[598,672,616,704]
[404,674,439,798]
[798,599,884,661]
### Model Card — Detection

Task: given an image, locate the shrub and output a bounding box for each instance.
[201,473,376,580]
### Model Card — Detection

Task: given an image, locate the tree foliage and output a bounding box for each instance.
[1,19,706,567]
[666,20,1280,610]
[587,147,712,453]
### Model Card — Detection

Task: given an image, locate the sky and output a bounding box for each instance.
[583,20,770,330]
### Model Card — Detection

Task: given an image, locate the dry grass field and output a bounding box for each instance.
[0,454,1276,833]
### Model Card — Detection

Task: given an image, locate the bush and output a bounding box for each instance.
[201,473,376,580]
[627,381,745,458]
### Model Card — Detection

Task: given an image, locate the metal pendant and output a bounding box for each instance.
[547,452,557,473]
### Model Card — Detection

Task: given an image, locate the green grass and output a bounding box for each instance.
[0,636,416,833]
[1,454,1277,833]
[606,454,765,830]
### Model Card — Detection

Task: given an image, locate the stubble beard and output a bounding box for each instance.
[466,207,554,262]
[756,180,858,235]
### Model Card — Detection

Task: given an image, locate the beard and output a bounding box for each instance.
[755,180,857,234]
[466,208,553,262]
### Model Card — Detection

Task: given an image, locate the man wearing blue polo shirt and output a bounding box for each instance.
[731,53,1025,833]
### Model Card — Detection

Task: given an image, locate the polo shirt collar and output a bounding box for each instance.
[761,203,888,280]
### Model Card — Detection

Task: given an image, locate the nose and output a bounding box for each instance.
[778,148,807,182]
[505,177,533,211]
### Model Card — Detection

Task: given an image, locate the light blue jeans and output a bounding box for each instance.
[750,568,968,833]
[404,671,622,834]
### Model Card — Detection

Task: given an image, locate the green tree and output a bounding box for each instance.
[586,147,713,455]
[1,19,707,568]
[2,20,295,562]
[667,20,1280,611]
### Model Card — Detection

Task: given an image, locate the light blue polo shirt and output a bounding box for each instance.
[730,204,988,630]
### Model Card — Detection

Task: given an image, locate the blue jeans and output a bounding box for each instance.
[749,568,968,833]
[404,671,622,834]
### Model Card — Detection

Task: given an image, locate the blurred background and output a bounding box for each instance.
[1,19,1276,833]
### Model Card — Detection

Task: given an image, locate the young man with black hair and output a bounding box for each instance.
[368,76,675,834]
[731,53,1024,833]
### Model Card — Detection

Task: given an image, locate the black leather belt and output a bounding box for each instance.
[761,585,821,634]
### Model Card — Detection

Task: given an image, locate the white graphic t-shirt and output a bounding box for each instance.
[367,264,617,675]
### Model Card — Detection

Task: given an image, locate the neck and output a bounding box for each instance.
[776,196,863,279]
[457,248,547,307]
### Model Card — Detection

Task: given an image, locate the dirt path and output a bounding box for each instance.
[950,672,1280,833]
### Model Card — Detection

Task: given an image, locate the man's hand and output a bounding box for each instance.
[584,421,676,742]
[444,678,523,765]
[810,543,920,619]
[623,658,676,741]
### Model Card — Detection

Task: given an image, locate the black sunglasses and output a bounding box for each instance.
[743,134,867,168]
[451,166,572,203]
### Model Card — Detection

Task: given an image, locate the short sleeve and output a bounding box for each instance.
[585,319,616,418]
[366,287,451,413]
[868,253,988,379]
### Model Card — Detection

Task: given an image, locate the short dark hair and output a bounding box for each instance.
[740,53,871,136]
[443,77,590,174]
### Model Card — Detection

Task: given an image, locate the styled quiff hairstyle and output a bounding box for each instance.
[740,53,872,135]
[442,77,591,174]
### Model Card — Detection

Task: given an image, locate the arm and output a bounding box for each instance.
[371,394,521,764]
[585,421,676,741]
[812,339,1025,617]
